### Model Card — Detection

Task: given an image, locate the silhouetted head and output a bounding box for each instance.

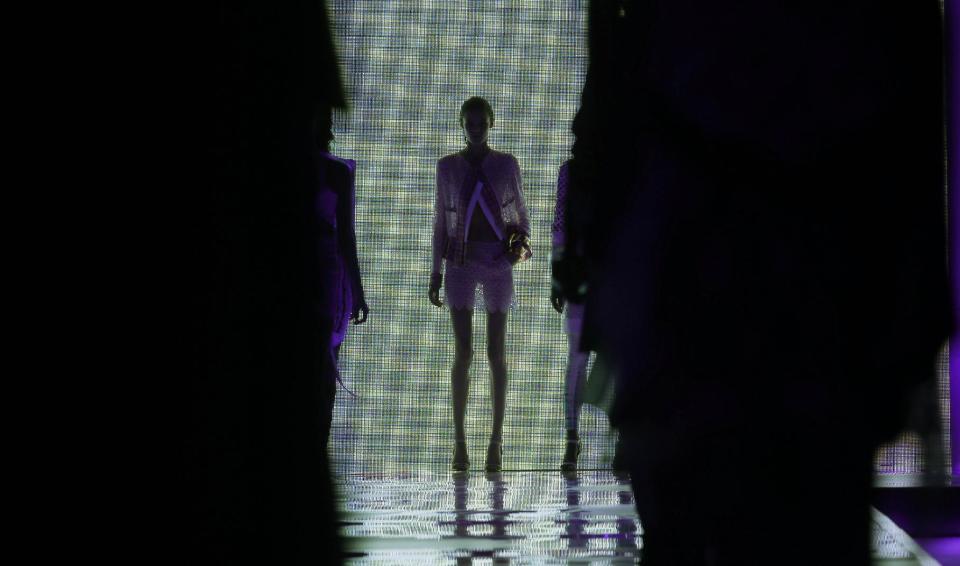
[459,96,494,146]
[314,105,334,152]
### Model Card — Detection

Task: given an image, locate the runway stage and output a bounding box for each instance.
[335,471,937,564]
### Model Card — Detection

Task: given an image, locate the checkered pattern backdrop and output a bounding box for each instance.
[324,0,950,476]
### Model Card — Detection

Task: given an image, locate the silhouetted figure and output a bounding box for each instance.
[551,161,590,471]
[553,161,627,472]
[557,2,950,565]
[314,107,369,451]
[191,2,346,563]
[429,97,532,473]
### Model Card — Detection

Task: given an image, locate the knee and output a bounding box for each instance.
[454,348,473,367]
[486,345,506,370]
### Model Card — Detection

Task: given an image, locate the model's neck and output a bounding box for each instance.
[464,142,489,158]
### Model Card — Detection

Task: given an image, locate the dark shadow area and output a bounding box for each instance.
[874,483,960,538]
[189,1,954,563]
[189,2,346,564]
[556,2,952,565]
[874,483,960,565]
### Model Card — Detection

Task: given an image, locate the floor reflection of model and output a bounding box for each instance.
[336,471,640,563]
[335,471,930,564]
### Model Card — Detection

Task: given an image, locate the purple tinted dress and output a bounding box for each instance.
[316,152,356,348]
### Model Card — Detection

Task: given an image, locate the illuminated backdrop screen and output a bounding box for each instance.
[326,0,950,476]
[327,1,596,473]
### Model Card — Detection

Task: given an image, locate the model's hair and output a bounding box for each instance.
[459,96,494,127]
[314,105,334,151]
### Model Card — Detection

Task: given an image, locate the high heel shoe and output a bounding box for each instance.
[452,440,469,472]
[561,435,581,472]
[485,441,503,473]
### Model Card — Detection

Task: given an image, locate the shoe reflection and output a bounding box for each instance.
[564,472,588,550]
[561,471,640,557]
[441,472,517,564]
[616,473,639,554]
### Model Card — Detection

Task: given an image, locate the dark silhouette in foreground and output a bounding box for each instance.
[557,2,950,564]
[190,2,346,563]
[314,107,369,451]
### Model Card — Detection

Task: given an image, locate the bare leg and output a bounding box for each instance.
[564,331,590,433]
[486,310,508,444]
[450,308,474,444]
[562,330,589,471]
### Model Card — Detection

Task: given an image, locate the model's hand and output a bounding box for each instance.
[552,249,587,304]
[351,298,369,324]
[429,272,444,308]
[550,287,565,313]
[507,232,532,266]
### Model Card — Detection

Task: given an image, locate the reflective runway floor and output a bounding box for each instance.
[336,471,936,564]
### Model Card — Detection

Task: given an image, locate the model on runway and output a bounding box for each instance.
[429,96,532,472]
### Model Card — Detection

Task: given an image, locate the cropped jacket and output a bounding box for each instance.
[432,149,530,274]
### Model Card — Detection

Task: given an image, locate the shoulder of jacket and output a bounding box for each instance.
[321,154,352,177]
[489,151,520,172]
[325,153,356,171]
[438,153,461,167]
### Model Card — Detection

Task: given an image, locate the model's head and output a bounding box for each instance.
[459,96,494,146]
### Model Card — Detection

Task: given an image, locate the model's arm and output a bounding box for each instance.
[552,162,569,250]
[429,160,445,307]
[334,161,368,323]
[512,155,530,238]
[505,155,532,264]
[550,163,569,312]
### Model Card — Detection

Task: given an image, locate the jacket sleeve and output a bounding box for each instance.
[512,155,530,238]
[431,160,446,275]
[335,159,365,303]
[552,162,568,250]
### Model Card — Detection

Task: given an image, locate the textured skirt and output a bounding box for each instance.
[443,241,514,313]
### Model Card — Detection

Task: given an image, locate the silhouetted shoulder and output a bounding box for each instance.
[321,154,351,193]
[438,153,461,168]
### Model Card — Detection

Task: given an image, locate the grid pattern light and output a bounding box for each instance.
[327,1,602,473]
[324,0,949,477]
